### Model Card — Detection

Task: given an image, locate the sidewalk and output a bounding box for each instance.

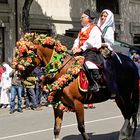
[0,104,52,117]
[0,108,10,116]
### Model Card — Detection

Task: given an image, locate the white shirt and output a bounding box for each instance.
[0,71,12,90]
[72,24,102,51]
[103,26,114,51]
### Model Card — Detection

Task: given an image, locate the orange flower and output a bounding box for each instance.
[59,104,65,110]
[54,46,62,52]
[43,37,54,45]
[19,45,28,54]
[26,57,32,63]
[58,81,64,87]
[27,50,33,54]
[48,95,54,102]
[49,92,55,96]
[29,44,37,49]
[52,85,57,91]
[20,59,25,65]
[18,64,25,71]
[16,41,20,47]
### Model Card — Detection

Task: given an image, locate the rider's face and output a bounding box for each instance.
[100,12,108,24]
[80,14,90,27]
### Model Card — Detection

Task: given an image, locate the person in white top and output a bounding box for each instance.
[97,9,115,57]
[0,63,12,108]
[72,9,103,92]
[98,9,118,98]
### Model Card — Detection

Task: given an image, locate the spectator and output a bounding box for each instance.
[131,51,140,77]
[9,70,23,114]
[130,50,139,62]
[0,64,4,82]
[0,63,12,108]
[33,66,42,107]
[0,65,3,104]
[22,72,41,111]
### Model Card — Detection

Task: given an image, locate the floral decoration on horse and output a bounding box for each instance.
[12,33,67,77]
[12,33,84,110]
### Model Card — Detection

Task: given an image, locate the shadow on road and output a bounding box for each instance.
[62,128,140,140]
[62,131,119,140]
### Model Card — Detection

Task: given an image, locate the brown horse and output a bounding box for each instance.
[13,34,139,140]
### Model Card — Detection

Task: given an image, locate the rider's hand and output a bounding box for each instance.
[72,48,82,54]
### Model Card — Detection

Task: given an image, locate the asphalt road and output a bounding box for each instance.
[0,100,139,140]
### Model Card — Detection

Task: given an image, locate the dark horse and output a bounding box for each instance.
[14,35,139,140]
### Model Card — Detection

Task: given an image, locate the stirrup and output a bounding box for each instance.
[89,84,100,93]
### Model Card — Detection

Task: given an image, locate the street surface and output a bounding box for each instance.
[0,100,140,140]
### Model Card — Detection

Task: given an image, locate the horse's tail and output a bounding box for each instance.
[131,85,139,135]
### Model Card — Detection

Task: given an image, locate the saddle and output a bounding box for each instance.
[78,69,105,92]
[78,69,89,92]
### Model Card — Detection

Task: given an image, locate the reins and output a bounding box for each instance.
[57,52,74,72]
[37,48,77,79]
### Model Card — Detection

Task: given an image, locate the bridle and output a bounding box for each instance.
[36,48,75,80]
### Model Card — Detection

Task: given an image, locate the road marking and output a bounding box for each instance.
[0,115,122,140]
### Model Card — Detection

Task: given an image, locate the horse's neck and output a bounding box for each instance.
[54,55,75,80]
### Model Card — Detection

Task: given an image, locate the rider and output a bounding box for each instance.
[72,9,103,93]
[97,9,117,98]
[97,9,115,57]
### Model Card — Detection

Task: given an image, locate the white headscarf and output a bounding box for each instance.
[97,9,115,31]
[2,63,13,74]
[0,63,12,89]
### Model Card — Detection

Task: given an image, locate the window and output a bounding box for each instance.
[96,0,119,14]
[133,35,140,48]
[0,0,8,3]
[65,30,79,38]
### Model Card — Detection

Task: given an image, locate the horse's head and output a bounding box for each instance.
[12,33,67,79]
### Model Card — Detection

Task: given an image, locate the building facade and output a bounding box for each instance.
[0,0,140,63]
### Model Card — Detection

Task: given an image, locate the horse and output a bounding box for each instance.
[13,34,140,140]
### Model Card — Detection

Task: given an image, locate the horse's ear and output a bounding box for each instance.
[37,48,41,57]
[36,48,48,64]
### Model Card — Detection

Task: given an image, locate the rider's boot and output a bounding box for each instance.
[88,69,101,93]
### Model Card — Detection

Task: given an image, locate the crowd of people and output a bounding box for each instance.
[0,62,50,114]
[129,49,140,77]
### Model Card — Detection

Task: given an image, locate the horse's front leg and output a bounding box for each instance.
[74,99,90,140]
[53,107,64,140]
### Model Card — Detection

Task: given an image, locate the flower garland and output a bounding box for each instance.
[12,33,67,77]
[44,56,84,110]
[12,32,84,111]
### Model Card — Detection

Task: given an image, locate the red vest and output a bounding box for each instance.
[78,24,96,48]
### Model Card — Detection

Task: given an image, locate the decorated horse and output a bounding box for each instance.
[12,33,140,140]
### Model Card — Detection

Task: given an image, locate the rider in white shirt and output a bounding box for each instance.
[72,9,103,93]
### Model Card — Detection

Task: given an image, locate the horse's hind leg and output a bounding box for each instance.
[53,108,64,140]
[115,95,137,140]
[74,99,90,140]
